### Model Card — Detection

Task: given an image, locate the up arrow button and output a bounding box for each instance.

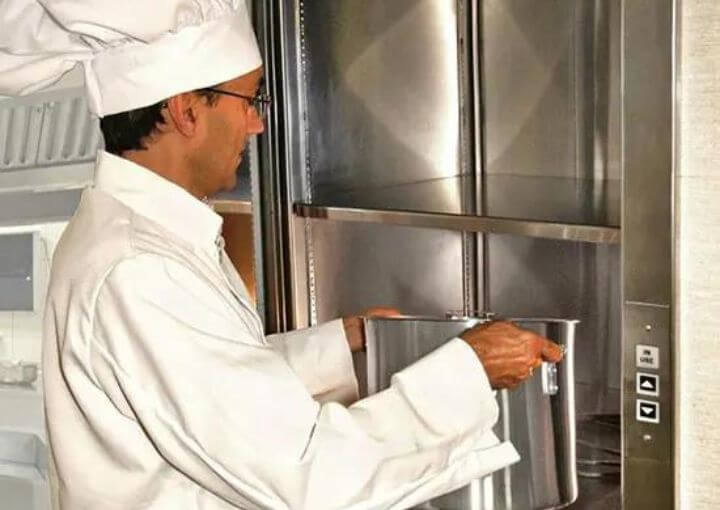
[637,373,660,397]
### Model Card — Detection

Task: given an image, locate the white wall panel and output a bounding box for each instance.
[677,1,720,508]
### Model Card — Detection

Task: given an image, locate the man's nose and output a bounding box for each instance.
[248,108,265,135]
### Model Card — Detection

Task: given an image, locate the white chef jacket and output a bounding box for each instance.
[42,151,519,510]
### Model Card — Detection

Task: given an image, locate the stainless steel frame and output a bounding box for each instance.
[258,0,679,507]
[621,1,676,508]
[252,0,305,332]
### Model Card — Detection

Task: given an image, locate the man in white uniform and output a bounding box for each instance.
[0,1,564,509]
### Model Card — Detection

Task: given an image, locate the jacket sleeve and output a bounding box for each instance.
[266,321,359,406]
[218,245,359,406]
[89,254,519,510]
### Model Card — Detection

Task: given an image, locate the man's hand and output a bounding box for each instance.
[343,307,402,353]
[460,321,565,390]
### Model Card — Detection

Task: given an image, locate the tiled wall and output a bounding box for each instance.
[677,1,720,508]
[0,223,67,363]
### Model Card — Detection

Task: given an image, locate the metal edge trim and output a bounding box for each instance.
[671,0,680,505]
[293,203,620,244]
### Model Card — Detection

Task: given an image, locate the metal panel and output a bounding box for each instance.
[483,175,621,227]
[281,0,478,327]
[0,233,34,311]
[299,0,467,208]
[250,0,293,332]
[486,235,622,418]
[481,0,621,182]
[623,305,673,463]
[622,0,675,508]
[623,0,674,306]
[624,458,675,510]
[482,0,575,179]
[309,220,466,322]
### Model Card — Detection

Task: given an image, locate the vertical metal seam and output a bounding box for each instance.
[249,135,266,323]
[476,0,491,311]
[253,0,277,331]
[470,0,485,313]
[619,1,626,497]
[458,0,476,316]
[297,0,318,326]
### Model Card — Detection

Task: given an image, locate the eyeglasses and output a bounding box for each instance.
[200,87,272,119]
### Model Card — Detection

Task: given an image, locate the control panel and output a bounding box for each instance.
[624,304,672,464]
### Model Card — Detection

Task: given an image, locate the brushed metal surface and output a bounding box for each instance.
[300,0,465,198]
[251,0,294,332]
[482,176,620,228]
[364,317,578,510]
[623,458,674,510]
[481,0,621,182]
[309,221,466,322]
[622,0,676,508]
[273,2,630,506]
[294,204,620,245]
[622,0,674,306]
[308,174,621,227]
[486,235,621,418]
[622,305,672,463]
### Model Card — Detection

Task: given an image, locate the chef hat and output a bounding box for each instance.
[0,0,262,117]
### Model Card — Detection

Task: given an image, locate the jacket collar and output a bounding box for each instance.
[93,151,223,252]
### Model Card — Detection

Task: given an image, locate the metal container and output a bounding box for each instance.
[364,317,578,510]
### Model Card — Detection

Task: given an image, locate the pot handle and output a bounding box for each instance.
[541,362,559,396]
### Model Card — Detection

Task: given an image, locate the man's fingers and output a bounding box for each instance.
[362,306,403,318]
[541,339,565,363]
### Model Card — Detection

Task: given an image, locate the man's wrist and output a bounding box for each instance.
[342,316,365,353]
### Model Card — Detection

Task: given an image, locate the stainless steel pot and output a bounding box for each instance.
[363,317,578,510]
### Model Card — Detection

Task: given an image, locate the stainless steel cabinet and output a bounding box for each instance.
[254,0,675,508]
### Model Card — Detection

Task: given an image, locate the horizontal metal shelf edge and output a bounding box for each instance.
[293,203,620,244]
[210,200,252,215]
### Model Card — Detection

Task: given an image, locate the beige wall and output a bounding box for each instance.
[677,1,720,508]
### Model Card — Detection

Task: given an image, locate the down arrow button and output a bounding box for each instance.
[636,399,660,424]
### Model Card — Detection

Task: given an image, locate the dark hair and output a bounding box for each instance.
[99,90,220,155]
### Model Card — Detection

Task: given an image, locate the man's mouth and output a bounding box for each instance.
[237,145,250,166]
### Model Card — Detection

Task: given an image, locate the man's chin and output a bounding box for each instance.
[224,172,238,192]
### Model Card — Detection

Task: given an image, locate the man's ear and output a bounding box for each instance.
[165,92,203,137]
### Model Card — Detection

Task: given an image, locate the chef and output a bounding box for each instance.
[0,1,564,509]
